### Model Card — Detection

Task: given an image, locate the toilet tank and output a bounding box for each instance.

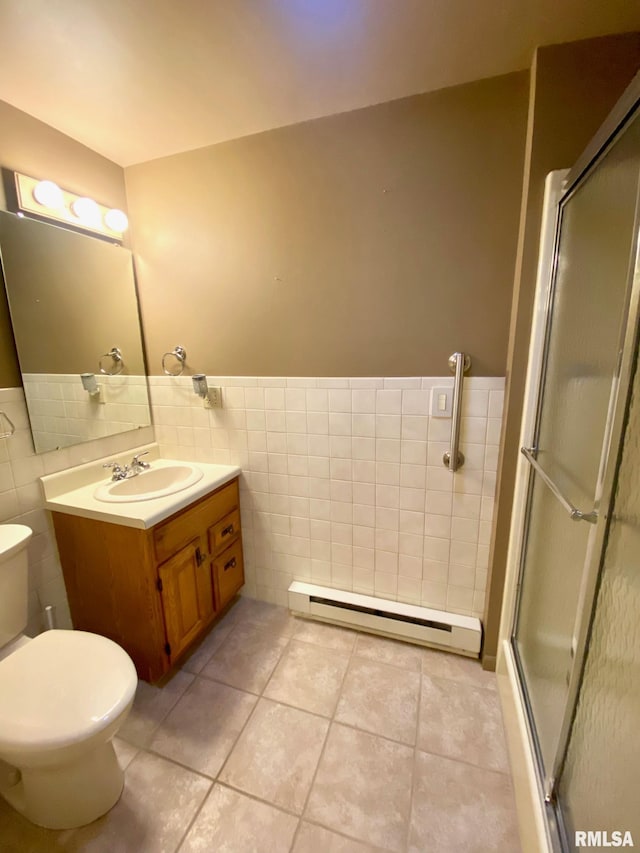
[0,525,33,648]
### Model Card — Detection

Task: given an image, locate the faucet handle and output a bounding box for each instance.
[131,451,151,469]
[103,461,122,470]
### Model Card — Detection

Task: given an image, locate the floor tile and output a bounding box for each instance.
[200,621,289,693]
[181,620,235,674]
[422,648,497,691]
[0,598,521,852]
[150,677,257,777]
[335,657,420,744]
[226,597,297,636]
[264,639,350,716]
[408,750,521,852]
[118,670,195,748]
[353,632,425,671]
[69,751,210,853]
[418,675,509,772]
[306,723,413,852]
[293,618,358,651]
[293,822,382,852]
[180,784,298,852]
[220,698,329,814]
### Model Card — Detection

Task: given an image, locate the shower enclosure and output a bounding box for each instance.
[504,75,640,849]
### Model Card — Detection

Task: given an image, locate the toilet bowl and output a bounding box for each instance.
[0,524,138,829]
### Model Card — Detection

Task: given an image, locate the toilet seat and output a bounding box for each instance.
[0,630,137,756]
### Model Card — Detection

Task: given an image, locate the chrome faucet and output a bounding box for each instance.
[103,461,130,481]
[103,452,151,482]
[130,451,151,474]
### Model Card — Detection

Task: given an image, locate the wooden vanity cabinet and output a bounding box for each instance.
[51,477,244,683]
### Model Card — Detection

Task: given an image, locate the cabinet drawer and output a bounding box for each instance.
[154,479,238,565]
[209,509,241,555]
[214,539,244,610]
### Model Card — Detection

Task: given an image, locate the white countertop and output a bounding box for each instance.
[40,444,241,529]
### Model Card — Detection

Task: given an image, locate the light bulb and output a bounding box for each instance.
[104,208,129,233]
[71,197,101,227]
[32,180,63,209]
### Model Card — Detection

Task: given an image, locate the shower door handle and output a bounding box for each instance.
[520,447,598,524]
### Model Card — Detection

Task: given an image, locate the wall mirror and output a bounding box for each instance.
[0,211,151,453]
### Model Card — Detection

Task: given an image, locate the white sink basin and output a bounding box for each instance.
[94,464,204,503]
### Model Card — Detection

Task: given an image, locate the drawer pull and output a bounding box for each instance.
[221,524,235,538]
[224,556,237,571]
[195,547,207,566]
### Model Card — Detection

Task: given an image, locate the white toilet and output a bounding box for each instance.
[0,524,138,829]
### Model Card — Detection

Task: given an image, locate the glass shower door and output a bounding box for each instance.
[512,112,640,794]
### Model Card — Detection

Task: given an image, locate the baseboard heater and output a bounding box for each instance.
[288,582,482,657]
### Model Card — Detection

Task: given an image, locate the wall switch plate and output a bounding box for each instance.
[204,387,223,409]
[431,387,453,418]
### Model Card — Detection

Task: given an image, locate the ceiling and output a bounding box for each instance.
[0,0,639,167]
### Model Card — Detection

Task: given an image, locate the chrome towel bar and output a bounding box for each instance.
[443,351,471,472]
[521,446,598,524]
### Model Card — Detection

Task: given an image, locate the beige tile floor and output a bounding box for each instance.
[0,598,521,852]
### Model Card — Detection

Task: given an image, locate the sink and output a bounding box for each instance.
[94,464,204,503]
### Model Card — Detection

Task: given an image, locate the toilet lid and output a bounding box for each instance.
[0,630,137,753]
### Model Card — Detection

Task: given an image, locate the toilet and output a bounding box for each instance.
[0,524,138,829]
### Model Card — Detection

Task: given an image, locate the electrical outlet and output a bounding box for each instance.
[204,387,223,408]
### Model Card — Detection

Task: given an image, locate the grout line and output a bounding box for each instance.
[405,656,424,852]
[173,777,215,853]
[289,621,359,851]
[412,743,513,778]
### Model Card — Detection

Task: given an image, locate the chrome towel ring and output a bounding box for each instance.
[162,345,187,376]
[99,347,124,376]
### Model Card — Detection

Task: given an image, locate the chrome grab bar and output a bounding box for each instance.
[521,447,598,524]
[443,351,471,472]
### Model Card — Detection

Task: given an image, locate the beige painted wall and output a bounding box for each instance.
[482,32,640,668]
[0,99,128,387]
[125,72,528,378]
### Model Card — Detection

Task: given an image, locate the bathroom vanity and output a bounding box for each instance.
[41,449,244,683]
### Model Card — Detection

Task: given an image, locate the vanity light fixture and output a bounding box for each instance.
[80,373,101,399]
[9,171,129,242]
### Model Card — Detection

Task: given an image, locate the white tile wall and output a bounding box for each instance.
[150,375,504,618]
[0,387,154,635]
[0,374,504,637]
[22,373,151,452]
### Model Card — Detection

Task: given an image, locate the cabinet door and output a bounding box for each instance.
[158,538,215,660]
